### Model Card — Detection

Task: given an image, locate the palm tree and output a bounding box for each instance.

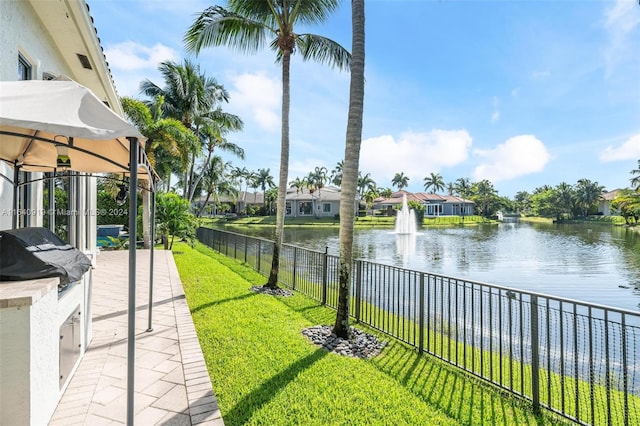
[391,172,409,191]
[121,96,197,248]
[378,187,393,198]
[197,156,237,217]
[190,123,245,203]
[330,160,344,186]
[255,168,276,214]
[423,172,445,194]
[140,59,236,201]
[454,177,472,199]
[554,182,575,220]
[357,172,376,198]
[308,166,328,216]
[575,179,605,217]
[289,176,305,194]
[333,0,365,339]
[630,159,640,190]
[231,166,249,213]
[471,179,498,216]
[185,1,350,289]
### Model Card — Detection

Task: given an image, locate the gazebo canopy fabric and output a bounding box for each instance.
[0,78,152,178]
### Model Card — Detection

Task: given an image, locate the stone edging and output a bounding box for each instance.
[166,250,225,425]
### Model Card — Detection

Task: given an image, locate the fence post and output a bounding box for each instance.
[419,272,425,354]
[292,246,297,290]
[257,239,261,273]
[530,295,540,413]
[355,260,362,323]
[321,247,328,305]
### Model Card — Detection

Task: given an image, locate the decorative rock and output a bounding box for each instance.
[249,285,294,297]
[301,325,387,359]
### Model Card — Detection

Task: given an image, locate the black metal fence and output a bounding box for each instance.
[197,227,640,425]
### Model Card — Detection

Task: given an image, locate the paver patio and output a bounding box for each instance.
[49,249,223,425]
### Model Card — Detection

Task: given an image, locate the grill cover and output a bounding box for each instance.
[0,227,91,285]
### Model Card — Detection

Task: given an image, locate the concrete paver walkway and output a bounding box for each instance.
[49,250,223,425]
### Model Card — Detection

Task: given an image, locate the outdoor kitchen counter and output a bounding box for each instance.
[0,277,59,308]
[0,275,91,426]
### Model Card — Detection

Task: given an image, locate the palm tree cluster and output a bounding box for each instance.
[185,0,350,289]
[522,179,606,220]
[611,160,640,224]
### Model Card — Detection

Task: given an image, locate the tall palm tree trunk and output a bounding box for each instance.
[266,50,291,288]
[333,0,365,338]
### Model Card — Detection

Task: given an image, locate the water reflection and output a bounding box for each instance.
[228,222,640,311]
[394,233,416,267]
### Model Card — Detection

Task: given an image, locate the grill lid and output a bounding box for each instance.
[0,227,91,285]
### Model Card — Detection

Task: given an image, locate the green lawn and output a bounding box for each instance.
[174,242,569,426]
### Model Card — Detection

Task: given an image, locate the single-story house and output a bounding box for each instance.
[597,189,622,216]
[193,191,264,215]
[374,190,475,216]
[286,186,341,217]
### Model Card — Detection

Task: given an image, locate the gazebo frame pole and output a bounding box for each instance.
[12,166,19,229]
[126,137,138,426]
[147,190,155,332]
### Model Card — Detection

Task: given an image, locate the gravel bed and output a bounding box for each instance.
[302,325,387,358]
[250,285,294,297]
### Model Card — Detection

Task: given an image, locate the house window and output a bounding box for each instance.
[426,204,442,216]
[298,202,313,215]
[286,202,292,215]
[323,203,331,213]
[18,54,32,80]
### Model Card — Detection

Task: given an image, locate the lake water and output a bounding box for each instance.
[237,222,640,312]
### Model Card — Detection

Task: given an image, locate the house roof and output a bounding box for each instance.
[193,191,264,205]
[374,190,474,206]
[27,0,122,114]
[601,189,622,201]
[286,186,341,201]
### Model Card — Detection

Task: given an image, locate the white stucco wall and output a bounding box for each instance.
[0,286,58,426]
[0,1,75,232]
[0,278,90,426]
[0,1,74,81]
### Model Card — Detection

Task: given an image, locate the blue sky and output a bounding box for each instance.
[89,0,640,197]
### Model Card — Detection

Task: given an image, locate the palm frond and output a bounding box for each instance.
[290,0,341,25]
[297,33,351,71]
[184,6,271,55]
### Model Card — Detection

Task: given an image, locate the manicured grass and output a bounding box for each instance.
[200,214,490,229]
[174,242,568,426]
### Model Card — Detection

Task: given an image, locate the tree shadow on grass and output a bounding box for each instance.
[191,292,258,314]
[371,345,556,426]
[272,292,557,425]
[223,349,328,426]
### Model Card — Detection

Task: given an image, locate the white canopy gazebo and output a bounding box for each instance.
[0,78,157,424]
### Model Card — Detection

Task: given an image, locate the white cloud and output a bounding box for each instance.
[491,96,500,123]
[104,42,178,71]
[103,42,179,96]
[599,134,640,162]
[604,0,640,75]
[360,130,472,185]
[228,72,280,132]
[531,69,551,79]
[473,135,550,182]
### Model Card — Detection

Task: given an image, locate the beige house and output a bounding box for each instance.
[286,185,341,217]
[597,189,622,216]
[374,190,475,216]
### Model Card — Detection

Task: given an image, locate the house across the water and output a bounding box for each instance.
[373,190,475,216]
